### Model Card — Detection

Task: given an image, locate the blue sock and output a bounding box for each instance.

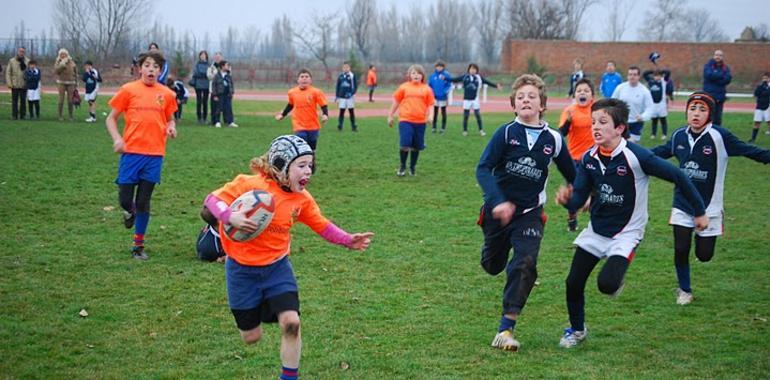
[135,212,150,236]
[676,265,692,293]
[280,366,298,380]
[498,315,516,332]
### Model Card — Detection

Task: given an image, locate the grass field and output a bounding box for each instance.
[1,96,768,379]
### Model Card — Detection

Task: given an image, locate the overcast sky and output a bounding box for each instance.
[0,0,764,42]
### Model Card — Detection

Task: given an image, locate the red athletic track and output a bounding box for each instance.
[2,87,754,118]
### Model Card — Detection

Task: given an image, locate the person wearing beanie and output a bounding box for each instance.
[203,135,374,380]
[651,92,770,306]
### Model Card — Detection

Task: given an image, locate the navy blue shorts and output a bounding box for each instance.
[399,121,426,150]
[628,121,644,136]
[196,225,225,262]
[116,153,164,184]
[225,256,298,311]
[295,130,319,150]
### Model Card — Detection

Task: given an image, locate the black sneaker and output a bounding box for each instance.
[123,211,136,229]
[131,246,149,260]
[409,168,416,176]
[567,217,578,232]
[396,167,406,177]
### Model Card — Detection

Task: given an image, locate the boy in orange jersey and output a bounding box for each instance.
[203,135,373,380]
[558,78,596,232]
[275,69,329,151]
[387,64,435,177]
[366,64,377,102]
[105,51,178,260]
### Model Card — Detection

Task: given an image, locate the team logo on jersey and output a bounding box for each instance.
[599,183,624,205]
[509,138,521,146]
[683,160,708,180]
[676,144,686,150]
[506,156,543,180]
[586,163,596,170]
[616,165,627,176]
[518,156,537,166]
[156,94,165,106]
[543,144,553,155]
[291,208,300,222]
[702,146,713,155]
[522,227,542,238]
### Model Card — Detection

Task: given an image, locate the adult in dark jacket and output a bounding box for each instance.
[702,50,731,126]
[191,50,211,124]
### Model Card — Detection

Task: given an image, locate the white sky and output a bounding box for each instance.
[0,0,764,42]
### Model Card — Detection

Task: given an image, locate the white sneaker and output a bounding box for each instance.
[765,130,770,135]
[661,135,667,140]
[214,122,222,128]
[480,130,487,136]
[228,122,239,128]
[675,288,693,305]
[559,327,587,348]
[85,117,96,123]
[649,135,656,140]
[462,131,468,136]
[491,329,520,352]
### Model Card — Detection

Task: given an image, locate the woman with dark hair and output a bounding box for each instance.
[148,42,170,84]
[191,50,211,124]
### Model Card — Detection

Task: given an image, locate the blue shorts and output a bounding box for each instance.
[116,153,164,184]
[399,121,426,150]
[628,121,644,136]
[295,130,319,150]
[225,255,298,310]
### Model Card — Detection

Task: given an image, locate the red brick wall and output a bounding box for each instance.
[501,39,770,90]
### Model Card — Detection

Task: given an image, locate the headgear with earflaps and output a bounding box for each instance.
[686,92,716,125]
[268,135,314,187]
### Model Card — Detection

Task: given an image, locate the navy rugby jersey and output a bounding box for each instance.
[566,139,705,238]
[652,124,770,216]
[477,118,576,214]
[452,74,497,101]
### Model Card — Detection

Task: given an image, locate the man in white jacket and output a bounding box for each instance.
[612,66,654,142]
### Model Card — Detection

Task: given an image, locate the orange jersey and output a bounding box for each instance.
[366,69,377,86]
[287,85,327,132]
[559,100,595,160]
[213,173,330,266]
[393,82,435,124]
[108,80,177,156]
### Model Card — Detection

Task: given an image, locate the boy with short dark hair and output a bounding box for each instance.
[428,60,453,134]
[335,61,358,131]
[275,69,329,151]
[105,51,178,260]
[24,59,41,119]
[749,72,770,142]
[82,60,102,123]
[211,60,237,128]
[555,98,707,348]
[167,76,189,121]
[642,69,674,140]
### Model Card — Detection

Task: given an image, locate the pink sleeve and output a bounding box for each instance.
[204,193,232,224]
[319,222,353,248]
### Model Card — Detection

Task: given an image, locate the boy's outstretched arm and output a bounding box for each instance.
[723,129,770,163]
[276,103,293,120]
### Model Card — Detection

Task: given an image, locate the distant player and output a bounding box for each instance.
[749,72,770,143]
[611,66,653,142]
[428,60,453,134]
[105,51,178,260]
[23,59,41,119]
[567,59,584,98]
[600,61,622,99]
[275,69,329,151]
[387,64,435,177]
[366,64,377,102]
[203,135,373,380]
[558,78,596,232]
[452,63,502,136]
[642,69,674,140]
[82,60,102,123]
[476,74,575,352]
[555,98,707,348]
[335,61,358,132]
[651,92,770,305]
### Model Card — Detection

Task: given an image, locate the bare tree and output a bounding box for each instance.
[402,5,427,62]
[561,0,598,40]
[374,4,402,62]
[603,0,634,41]
[637,0,688,41]
[474,0,505,64]
[754,23,770,41]
[54,0,148,59]
[294,12,337,78]
[347,0,377,61]
[687,9,728,42]
[506,0,567,40]
[426,0,473,62]
[239,26,261,59]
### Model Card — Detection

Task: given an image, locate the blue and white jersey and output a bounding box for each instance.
[566,139,706,238]
[453,74,496,101]
[652,124,770,216]
[335,71,357,99]
[477,118,576,214]
[82,68,101,94]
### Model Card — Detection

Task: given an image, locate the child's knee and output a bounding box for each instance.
[240,326,262,344]
[279,312,301,338]
[597,276,622,295]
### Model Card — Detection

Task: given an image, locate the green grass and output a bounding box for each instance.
[1,98,768,379]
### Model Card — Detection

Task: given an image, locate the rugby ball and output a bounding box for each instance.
[223,190,275,242]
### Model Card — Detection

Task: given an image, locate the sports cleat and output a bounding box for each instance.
[123,211,136,229]
[462,131,469,136]
[408,168,415,176]
[131,246,149,260]
[675,288,693,305]
[661,135,667,140]
[480,130,487,136]
[650,135,656,140]
[214,122,222,128]
[439,128,445,134]
[567,217,578,232]
[85,117,96,123]
[228,122,239,128]
[748,138,756,143]
[396,168,406,177]
[559,327,587,348]
[491,329,520,352]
